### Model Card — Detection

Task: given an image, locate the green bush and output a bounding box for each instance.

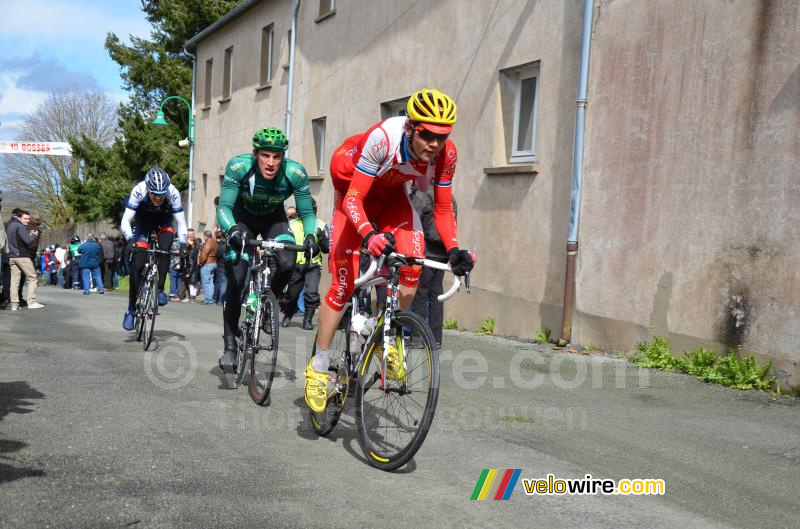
[630,336,676,369]
[443,318,458,330]
[674,347,717,375]
[477,316,495,336]
[534,327,551,343]
[697,351,775,390]
[630,337,777,392]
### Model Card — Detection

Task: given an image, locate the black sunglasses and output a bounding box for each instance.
[416,128,449,143]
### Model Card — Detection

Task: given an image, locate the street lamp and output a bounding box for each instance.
[151,96,195,229]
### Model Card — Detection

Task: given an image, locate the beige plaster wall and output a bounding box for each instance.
[577,0,800,389]
[192,0,583,340]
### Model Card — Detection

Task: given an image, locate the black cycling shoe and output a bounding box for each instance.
[281,315,291,327]
[218,336,238,374]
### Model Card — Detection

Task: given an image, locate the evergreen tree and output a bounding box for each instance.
[66,0,238,223]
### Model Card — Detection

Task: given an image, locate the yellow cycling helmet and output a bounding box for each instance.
[406,88,457,134]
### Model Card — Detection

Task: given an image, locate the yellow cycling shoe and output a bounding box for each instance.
[384,340,406,381]
[304,360,330,413]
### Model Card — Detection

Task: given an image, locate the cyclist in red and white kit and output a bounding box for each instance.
[304,88,475,413]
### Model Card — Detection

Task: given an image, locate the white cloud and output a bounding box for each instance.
[0,1,150,46]
[0,74,47,117]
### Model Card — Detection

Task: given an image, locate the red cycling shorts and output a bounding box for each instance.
[324,185,425,311]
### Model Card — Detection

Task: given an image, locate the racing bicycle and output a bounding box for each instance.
[232,238,306,404]
[309,252,468,470]
[134,235,170,351]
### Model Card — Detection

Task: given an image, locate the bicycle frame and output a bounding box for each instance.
[336,252,465,393]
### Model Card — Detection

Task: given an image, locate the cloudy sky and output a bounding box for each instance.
[0,0,150,140]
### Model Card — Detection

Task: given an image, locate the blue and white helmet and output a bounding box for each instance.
[144,167,171,195]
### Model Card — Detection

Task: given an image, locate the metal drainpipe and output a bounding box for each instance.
[184,46,197,231]
[560,0,594,345]
[285,0,300,155]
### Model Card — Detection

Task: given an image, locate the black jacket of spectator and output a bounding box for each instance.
[6,218,38,258]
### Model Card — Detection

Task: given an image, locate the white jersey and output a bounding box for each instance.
[125,181,183,214]
[120,181,188,243]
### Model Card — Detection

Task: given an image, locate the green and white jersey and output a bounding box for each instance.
[216,153,316,237]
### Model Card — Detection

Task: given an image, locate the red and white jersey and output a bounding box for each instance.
[351,116,456,189]
[330,116,459,249]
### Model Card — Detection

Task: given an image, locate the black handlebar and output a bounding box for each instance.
[245,238,306,252]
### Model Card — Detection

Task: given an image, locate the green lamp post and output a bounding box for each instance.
[151,96,195,228]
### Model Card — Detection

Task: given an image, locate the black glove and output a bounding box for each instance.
[448,248,474,276]
[304,233,319,262]
[127,238,137,254]
[316,227,330,254]
[226,226,245,253]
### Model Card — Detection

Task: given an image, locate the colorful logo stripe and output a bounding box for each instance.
[470,469,522,500]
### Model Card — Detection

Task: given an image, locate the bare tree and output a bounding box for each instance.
[3,91,117,226]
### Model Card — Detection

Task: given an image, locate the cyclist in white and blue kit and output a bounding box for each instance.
[120,168,187,331]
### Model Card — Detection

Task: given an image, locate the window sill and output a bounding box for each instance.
[255,82,272,92]
[483,163,539,176]
[200,105,211,111]
[315,10,336,23]
[218,97,231,104]
[307,173,325,181]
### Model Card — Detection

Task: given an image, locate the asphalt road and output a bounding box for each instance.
[1,288,798,528]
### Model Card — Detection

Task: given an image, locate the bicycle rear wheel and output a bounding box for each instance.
[248,289,280,405]
[354,310,439,471]
[308,308,351,437]
[142,271,158,351]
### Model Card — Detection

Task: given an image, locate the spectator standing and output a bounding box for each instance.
[46,245,59,285]
[26,216,43,300]
[168,239,182,300]
[179,229,198,302]
[0,192,7,305]
[55,243,67,288]
[2,209,23,307]
[409,186,457,347]
[68,235,82,290]
[198,230,217,304]
[280,198,329,330]
[100,233,116,290]
[78,236,104,295]
[6,209,44,310]
[212,227,227,305]
[113,236,124,288]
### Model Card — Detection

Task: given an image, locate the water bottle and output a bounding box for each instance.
[362,316,376,339]
[350,313,367,352]
[245,292,258,321]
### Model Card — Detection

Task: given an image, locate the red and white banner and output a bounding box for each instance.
[0,141,72,156]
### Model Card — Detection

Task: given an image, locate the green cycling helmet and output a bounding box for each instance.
[252,127,288,152]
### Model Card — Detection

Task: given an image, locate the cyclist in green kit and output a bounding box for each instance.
[216,127,318,374]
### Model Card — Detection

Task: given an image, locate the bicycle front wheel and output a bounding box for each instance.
[248,289,280,405]
[309,308,351,437]
[233,287,253,388]
[354,310,439,470]
[134,277,147,342]
[142,272,158,351]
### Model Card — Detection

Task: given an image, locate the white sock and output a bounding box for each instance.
[312,347,332,371]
